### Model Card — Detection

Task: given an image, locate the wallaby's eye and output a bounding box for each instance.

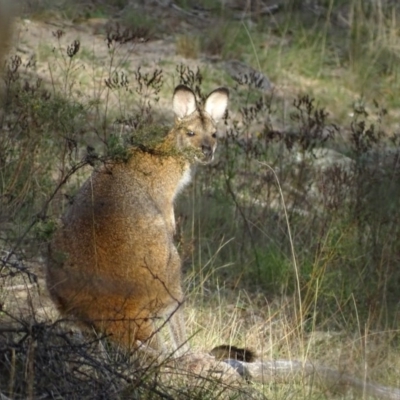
[212,132,217,139]
[187,131,195,137]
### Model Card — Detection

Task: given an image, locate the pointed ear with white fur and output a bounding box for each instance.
[173,85,197,119]
[204,88,229,122]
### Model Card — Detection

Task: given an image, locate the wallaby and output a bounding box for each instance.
[46,85,229,356]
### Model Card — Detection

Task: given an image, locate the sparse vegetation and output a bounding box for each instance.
[176,34,201,59]
[1,0,400,398]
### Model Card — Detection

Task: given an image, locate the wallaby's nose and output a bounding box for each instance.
[202,143,213,159]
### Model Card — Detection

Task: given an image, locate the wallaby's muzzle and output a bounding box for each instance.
[201,139,215,162]
[202,146,213,160]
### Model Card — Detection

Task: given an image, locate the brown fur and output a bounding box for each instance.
[46,85,229,356]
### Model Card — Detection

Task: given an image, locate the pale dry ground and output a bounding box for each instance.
[11,14,222,121]
[1,8,400,400]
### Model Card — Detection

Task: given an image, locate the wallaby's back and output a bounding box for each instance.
[46,85,229,354]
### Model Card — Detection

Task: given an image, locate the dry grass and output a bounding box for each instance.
[186,287,400,398]
[176,34,201,59]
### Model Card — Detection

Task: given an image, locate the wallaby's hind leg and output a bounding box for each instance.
[101,311,166,354]
[104,309,188,357]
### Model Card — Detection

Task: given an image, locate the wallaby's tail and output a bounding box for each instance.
[211,345,256,363]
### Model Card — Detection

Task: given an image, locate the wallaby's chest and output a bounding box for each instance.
[175,166,192,198]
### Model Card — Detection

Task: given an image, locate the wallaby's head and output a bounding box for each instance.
[171,85,229,163]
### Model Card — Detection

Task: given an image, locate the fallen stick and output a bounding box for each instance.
[224,359,400,400]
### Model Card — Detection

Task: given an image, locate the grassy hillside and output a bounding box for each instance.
[1,0,400,398]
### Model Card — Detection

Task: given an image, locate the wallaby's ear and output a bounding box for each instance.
[204,88,229,122]
[173,85,197,119]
